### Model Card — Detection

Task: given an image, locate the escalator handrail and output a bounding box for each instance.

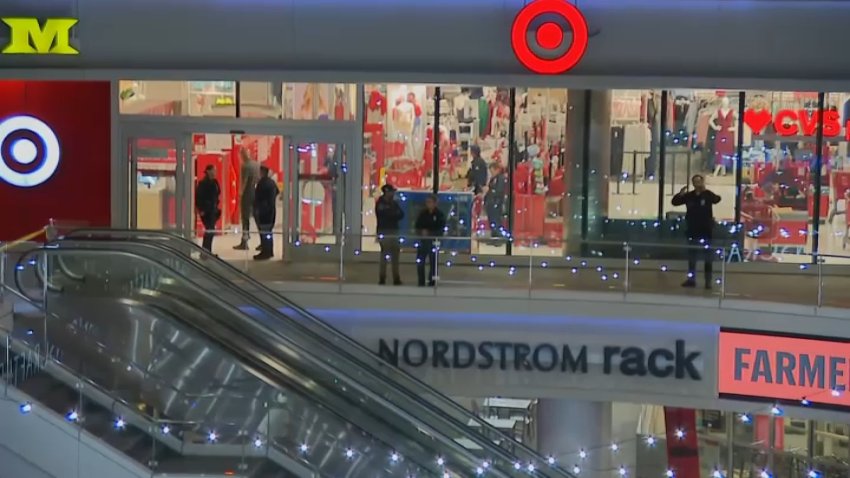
[24,243,520,478]
[63,228,573,477]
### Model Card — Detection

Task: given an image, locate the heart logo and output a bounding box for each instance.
[744,108,772,135]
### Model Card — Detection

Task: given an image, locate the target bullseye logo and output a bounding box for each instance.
[511,0,589,75]
[0,115,60,188]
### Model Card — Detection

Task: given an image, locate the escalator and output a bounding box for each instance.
[2,231,576,478]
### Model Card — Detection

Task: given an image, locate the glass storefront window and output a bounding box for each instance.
[740,90,821,263]
[119,81,356,120]
[663,89,740,226]
[440,85,511,255]
[819,92,850,263]
[361,83,435,251]
[607,89,662,221]
[513,87,569,257]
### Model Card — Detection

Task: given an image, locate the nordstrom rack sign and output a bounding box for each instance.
[377,339,703,381]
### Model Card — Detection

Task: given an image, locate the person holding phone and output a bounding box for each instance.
[672,174,721,289]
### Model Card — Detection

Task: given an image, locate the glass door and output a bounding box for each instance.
[285,137,349,255]
[127,134,189,232]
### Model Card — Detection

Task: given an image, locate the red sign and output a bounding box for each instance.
[0,81,112,240]
[511,0,589,75]
[719,330,850,408]
[744,108,850,139]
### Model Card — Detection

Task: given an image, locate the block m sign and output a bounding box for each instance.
[2,17,79,55]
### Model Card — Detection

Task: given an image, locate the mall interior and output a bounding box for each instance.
[5,1,850,478]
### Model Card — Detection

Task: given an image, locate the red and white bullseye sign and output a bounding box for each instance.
[0,115,61,188]
[511,0,589,75]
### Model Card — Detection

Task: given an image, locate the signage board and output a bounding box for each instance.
[1,17,78,55]
[719,329,850,409]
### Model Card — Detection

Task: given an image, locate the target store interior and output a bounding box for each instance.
[7,1,850,478]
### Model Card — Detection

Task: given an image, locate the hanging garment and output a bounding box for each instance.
[713,109,736,167]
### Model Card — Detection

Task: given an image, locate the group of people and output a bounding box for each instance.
[375,184,446,286]
[195,150,279,260]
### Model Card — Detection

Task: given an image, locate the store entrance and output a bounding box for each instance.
[122,122,355,264]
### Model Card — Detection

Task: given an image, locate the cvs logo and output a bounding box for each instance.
[2,18,79,55]
[744,107,849,140]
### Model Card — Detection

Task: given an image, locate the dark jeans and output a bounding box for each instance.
[240,194,254,242]
[416,240,437,286]
[256,214,275,256]
[687,235,714,283]
[201,213,217,251]
[379,236,401,282]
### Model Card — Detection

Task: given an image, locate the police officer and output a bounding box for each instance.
[414,194,446,287]
[195,164,221,252]
[253,166,279,260]
[375,184,404,285]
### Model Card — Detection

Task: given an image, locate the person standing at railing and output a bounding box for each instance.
[375,184,404,285]
[253,166,279,261]
[234,149,260,251]
[195,165,221,252]
[672,174,721,289]
[415,194,446,287]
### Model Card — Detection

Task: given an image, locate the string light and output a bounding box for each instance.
[547,456,556,466]
[437,457,445,467]
[298,443,309,453]
[573,465,581,474]
[65,410,79,422]
[207,431,218,443]
[579,449,587,460]
[160,425,171,435]
[674,428,686,440]
[770,405,783,416]
[345,448,355,459]
[611,443,620,452]
[760,469,771,478]
[114,417,126,430]
[645,436,657,446]
[390,452,400,463]
[739,414,751,423]
[19,402,32,415]
[712,469,724,478]
[619,465,627,476]
[666,470,675,478]
[253,437,264,448]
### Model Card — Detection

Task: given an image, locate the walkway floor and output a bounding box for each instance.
[232,258,850,311]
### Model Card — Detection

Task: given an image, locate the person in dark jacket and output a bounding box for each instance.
[195,165,221,252]
[253,166,279,260]
[375,184,404,285]
[466,145,488,194]
[672,174,721,289]
[484,162,509,241]
[414,194,446,287]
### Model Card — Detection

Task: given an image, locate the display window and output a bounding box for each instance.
[512,87,569,257]
[662,89,740,225]
[360,83,435,252]
[739,90,822,263]
[119,81,356,120]
[607,89,662,221]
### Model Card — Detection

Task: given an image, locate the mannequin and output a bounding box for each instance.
[391,91,416,157]
[710,96,737,177]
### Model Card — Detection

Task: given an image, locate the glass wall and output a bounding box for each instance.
[119,81,356,119]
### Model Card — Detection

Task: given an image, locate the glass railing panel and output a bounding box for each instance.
[12,245,523,478]
[58,230,574,477]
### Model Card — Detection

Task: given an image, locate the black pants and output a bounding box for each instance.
[687,235,713,283]
[486,202,504,238]
[379,236,401,282]
[256,213,275,256]
[201,213,217,252]
[416,240,437,286]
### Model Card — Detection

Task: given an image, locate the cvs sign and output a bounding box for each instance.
[744,107,850,140]
[2,18,79,55]
[719,329,850,409]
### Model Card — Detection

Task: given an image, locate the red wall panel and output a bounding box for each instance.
[0,81,111,240]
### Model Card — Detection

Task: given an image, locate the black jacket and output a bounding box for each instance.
[467,156,488,194]
[375,196,404,234]
[415,207,447,239]
[485,172,509,208]
[253,176,279,220]
[195,177,221,216]
[672,189,721,237]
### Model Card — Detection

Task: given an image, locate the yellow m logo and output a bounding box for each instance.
[2,18,79,55]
